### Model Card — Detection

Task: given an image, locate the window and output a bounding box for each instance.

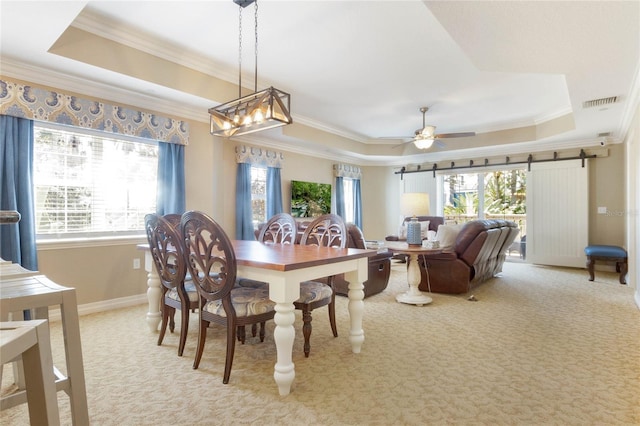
[33,124,158,239]
[441,168,526,231]
[250,165,267,227]
[342,178,355,223]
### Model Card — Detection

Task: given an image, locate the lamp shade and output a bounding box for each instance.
[400,193,430,217]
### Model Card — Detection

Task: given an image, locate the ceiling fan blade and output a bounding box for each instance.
[392,140,414,149]
[378,136,414,140]
[434,132,476,139]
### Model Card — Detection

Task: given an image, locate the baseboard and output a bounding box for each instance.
[48,293,148,322]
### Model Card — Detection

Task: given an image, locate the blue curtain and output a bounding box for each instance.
[266,167,283,218]
[353,178,362,229]
[335,176,345,219]
[0,115,38,270]
[236,163,254,240]
[156,142,186,215]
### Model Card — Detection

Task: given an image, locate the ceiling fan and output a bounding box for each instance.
[387,107,476,150]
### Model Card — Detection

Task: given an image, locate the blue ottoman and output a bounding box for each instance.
[584,245,628,284]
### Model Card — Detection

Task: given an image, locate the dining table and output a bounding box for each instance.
[138,239,375,395]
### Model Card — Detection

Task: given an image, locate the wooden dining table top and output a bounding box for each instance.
[231,240,374,272]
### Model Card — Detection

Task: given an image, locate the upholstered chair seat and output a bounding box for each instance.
[201,287,275,317]
[166,281,199,303]
[297,281,333,304]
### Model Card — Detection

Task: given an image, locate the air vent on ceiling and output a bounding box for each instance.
[597,132,611,138]
[582,96,619,108]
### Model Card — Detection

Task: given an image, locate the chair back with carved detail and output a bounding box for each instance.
[163,213,182,230]
[145,214,186,295]
[145,213,195,356]
[300,214,347,248]
[181,211,237,304]
[257,213,298,244]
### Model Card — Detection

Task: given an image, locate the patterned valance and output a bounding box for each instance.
[0,79,189,145]
[235,145,284,168]
[333,163,362,179]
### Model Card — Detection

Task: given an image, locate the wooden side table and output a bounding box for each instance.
[1,320,60,425]
[0,275,89,425]
[383,241,442,306]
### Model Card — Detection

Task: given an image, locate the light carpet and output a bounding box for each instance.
[2,262,639,425]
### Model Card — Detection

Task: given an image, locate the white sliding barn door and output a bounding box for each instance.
[526,160,588,267]
[401,172,435,194]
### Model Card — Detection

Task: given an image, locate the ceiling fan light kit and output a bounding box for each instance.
[413,136,434,150]
[209,0,292,138]
[391,107,476,150]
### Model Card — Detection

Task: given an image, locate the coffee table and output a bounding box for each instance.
[383,241,442,306]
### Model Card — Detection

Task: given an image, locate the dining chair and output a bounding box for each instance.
[296,213,347,357]
[257,212,298,244]
[180,211,276,384]
[145,213,198,357]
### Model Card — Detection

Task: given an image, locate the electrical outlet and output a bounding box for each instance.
[133,258,141,269]
[597,206,607,214]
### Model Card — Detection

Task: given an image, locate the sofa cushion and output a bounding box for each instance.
[435,224,463,250]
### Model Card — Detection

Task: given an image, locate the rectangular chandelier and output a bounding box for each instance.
[209,86,292,137]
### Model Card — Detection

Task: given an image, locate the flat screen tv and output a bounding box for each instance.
[290,180,331,218]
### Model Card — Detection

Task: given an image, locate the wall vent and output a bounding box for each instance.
[582,96,619,108]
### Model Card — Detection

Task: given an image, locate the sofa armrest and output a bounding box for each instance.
[419,251,458,262]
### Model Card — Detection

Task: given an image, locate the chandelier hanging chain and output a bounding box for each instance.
[238,4,243,99]
[254,0,258,93]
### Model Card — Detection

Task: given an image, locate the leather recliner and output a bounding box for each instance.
[333,223,393,298]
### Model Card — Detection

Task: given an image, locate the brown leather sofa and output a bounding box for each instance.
[255,220,393,298]
[418,219,519,294]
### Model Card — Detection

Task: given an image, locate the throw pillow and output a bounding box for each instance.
[435,224,464,250]
[419,221,430,239]
[398,225,407,239]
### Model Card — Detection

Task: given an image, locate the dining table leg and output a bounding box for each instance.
[269,278,299,396]
[344,257,367,353]
[142,250,161,332]
[272,302,296,396]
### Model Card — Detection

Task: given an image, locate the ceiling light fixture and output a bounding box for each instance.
[412,107,435,149]
[209,0,292,137]
[413,125,435,150]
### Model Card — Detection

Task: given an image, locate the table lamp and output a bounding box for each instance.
[400,193,430,245]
